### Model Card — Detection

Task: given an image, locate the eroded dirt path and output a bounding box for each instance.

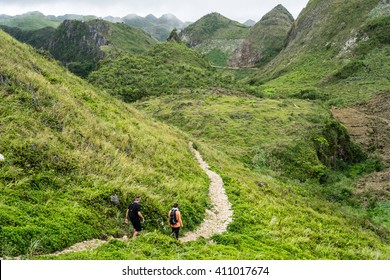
[180,142,233,242]
[49,141,232,256]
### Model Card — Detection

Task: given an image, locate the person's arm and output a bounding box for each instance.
[177,211,183,227]
[125,209,129,224]
[138,211,145,222]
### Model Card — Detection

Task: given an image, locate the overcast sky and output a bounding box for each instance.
[0,0,310,23]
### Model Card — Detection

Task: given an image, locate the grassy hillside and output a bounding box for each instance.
[179,13,250,66]
[252,0,390,106]
[48,19,157,77]
[0,25,56,50]
[0,30,209,257]
[41,91,390,260]
[1,19,157,78]
[1,0,389,261]
[88,42,234,102]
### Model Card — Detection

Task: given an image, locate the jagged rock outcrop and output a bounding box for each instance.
[229,4,294,68]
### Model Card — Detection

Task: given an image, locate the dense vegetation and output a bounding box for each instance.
[1,18,157,78]
[180,13,250,46]
[229,5,294,67]
[0,25,55,50]
[0,30,209,257]
[49,19,157,77]
[1,0,389,261]
[179,13,250,66]
[0,11,187,42]
[41,92,390,260]
[88,42,234,102]
[251,0,390,106]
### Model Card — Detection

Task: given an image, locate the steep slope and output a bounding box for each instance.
[48,19,157,77]
[0,25,56,50]
[254,0,390,105]
[77,90,389,260]
[0,30,209,257]
[2,19,158,78]
[88,42,233,102]
[332,92,390,227]
[229,5,294,68]
[179,13,250,66]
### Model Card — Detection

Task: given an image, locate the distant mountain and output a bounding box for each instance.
[0,11,188,42]
[1,19,157,77]
[256,0,390,105]
[120,13,187,41]
[179,12,250,66]
[0,11,60,30]
[243,19,256,26]
[0,14,12,20]
[229,4,294,68]
[51,14,98,21]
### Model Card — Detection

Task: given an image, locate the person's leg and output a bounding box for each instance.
[131,220,142,239]
[175,227,180,239]
[172,227,180,239]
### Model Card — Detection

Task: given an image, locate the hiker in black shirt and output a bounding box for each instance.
[125,196,145,239]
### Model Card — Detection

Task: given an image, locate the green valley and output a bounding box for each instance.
[0,0,389,261]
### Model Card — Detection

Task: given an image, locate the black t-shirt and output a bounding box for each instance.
[128,202,141,221]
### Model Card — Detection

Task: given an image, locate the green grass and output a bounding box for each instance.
[123,92,390,260]
[0,30,209,257]
[181,13,250,46]
[249,0,389,107]
[1,0,390,260]
[88,42,234,102]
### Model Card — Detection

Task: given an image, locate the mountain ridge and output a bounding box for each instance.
[1,0,390,261]
[0,11,189,42]
[1,18,157,77]
[229,4,294,67]
[179,12,251,66]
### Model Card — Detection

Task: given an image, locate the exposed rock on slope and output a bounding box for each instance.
[2,19,157,77]
[179,12,250,66]
[332,92,390,205]
[229,4,294,68]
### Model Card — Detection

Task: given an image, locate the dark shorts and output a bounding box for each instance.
[130,219,142,232]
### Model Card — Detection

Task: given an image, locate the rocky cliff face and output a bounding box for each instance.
[228,4,294,68]
[178,12,250,66]
[49,19,109,62]
[2,18,157,77]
